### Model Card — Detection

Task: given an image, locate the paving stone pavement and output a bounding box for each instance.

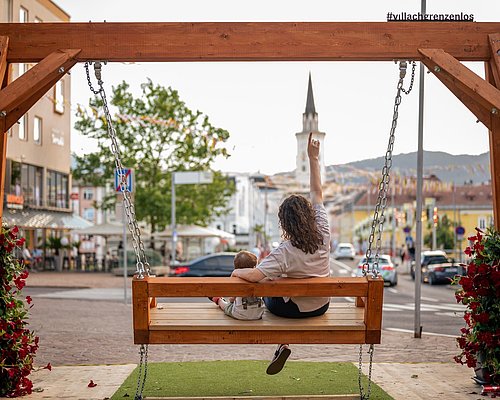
[17,272,486,400]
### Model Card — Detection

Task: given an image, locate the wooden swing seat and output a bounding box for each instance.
[132,276,383,345]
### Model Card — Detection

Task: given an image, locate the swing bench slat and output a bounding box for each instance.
[132,276,384,345]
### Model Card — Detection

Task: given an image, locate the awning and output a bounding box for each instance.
[2,208,93,230]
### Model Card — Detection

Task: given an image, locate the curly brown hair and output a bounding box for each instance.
[278,194,323,254]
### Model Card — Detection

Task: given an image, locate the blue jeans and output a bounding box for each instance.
[263,297,329,318]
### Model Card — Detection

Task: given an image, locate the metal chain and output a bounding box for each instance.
[358,344,375,400]
[358,60,414,400]
[84,61,151,279]
[133,344,149,400]
[84,61,151,400]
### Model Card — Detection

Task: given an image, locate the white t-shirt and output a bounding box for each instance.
[256,203,331,312]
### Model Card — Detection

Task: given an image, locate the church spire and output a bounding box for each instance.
[305,72,316,115]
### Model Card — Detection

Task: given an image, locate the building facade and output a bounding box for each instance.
[295,73,326,187]
[0,1,87,256]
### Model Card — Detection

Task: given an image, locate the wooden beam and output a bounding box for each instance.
[419,48,500,130]
[488,34,500,88]
[146,276,368,298]
[485,60,500,231]
[0,22,499,63]
[0,49,81,132]
[132,278,150,344]
[0,36,9,225]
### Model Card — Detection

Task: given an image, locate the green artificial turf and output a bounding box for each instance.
[111,361,393,399]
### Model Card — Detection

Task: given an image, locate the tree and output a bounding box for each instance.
[73,79,235,233]
[424,214,455,250]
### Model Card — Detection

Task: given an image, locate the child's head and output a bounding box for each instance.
[234,250,258,270]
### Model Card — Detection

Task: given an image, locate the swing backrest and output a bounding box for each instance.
[132,275,384,345]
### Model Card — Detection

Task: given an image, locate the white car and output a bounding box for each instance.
[333,243,356,260]
[356,255,398,287]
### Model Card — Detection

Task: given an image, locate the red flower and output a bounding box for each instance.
[26,296,32,304]
[20,270,29,279]
[44,363,52,371]
[16,237,26,246]
[464,247,473,257]
[88,380,97,388]
[472,312,490,324]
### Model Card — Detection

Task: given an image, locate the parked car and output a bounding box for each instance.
[422,260,459,285]
[410,250,448,280]
[333,243,356,260]
[355,255,397,286]
[169,252,238,277]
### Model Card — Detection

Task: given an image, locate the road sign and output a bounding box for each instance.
[456,226,465,241]
[115,168,133,192]
[174,171,213,185]
[403,226,411,234]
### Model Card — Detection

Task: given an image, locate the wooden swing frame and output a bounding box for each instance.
[0,22,499,345]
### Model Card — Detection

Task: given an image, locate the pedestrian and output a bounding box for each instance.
[209,250,264,320]
[232,133,330,375]
[399,244,406,265]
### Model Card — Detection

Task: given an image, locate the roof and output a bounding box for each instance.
[355,183,493,209]
[305,72,316,115]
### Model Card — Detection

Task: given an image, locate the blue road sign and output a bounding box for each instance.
[455,226,465,235]
[115,168,133,193]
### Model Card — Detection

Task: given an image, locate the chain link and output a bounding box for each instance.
[358,60,414,400]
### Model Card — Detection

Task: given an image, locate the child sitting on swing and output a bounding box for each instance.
[209,250,265,320]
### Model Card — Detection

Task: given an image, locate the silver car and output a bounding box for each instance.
[333,243,356,260]
[356,255,398,286]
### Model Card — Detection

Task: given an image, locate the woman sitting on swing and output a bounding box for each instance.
[232,132,331,374]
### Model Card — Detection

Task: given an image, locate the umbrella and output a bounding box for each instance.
[153,224,234,239]
[73,222,151,237]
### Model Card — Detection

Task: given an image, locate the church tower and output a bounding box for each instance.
[296,73,326,187]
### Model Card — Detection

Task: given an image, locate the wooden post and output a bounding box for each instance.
[0,49,81,132]
[487,35,500,230]
[132,277,151,344]
[364,277,384,344]
[0,36,9,225]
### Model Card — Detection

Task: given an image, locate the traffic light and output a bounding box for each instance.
[433,207,438,226]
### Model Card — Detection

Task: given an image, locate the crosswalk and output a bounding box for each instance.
[339,297,465,316]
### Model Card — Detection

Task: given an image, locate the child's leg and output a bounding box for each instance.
[217,298,231,312]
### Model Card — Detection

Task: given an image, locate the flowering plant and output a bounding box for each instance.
[0,226,39,397]
[453,228,500,384]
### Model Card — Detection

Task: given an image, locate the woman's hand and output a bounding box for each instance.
[307,132,320,160]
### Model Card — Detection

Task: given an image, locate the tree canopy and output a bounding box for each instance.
[73,79,235,232]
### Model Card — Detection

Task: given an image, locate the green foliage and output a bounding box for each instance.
[452,228,500,383]
[73,79,235,230]
[424,214,455,250]
[0,226,39,397]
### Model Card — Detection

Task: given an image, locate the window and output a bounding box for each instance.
[8,162,43,206]
[47,170,69,209]
[54,80,65,114]
[83,208,95,221]
[83,188,94,200]
[478,217,487,230]
[18,115,27,140]
[19,7,28,22]
[33,116,42,144]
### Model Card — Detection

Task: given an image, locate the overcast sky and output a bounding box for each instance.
[57,0,500,175]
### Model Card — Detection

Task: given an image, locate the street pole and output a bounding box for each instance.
[391,184,396,258]
[122,202,127,304]
[171,173,177,267]
[453,184,457,260]
[414,0,426,340]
